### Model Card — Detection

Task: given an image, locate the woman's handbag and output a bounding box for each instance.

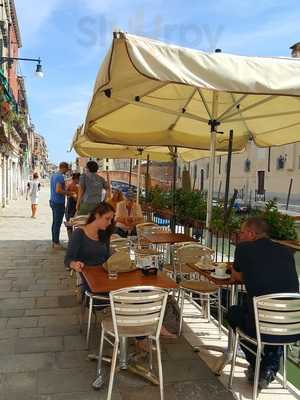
[102,250,137,273]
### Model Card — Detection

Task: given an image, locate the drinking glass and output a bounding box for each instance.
[108,270,118,279]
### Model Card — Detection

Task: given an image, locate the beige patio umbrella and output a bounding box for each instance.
[72,126,222,162]
[71,126,227,203]
[81,32,300,234]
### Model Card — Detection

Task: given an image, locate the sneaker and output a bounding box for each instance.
[258,370,276,390]
[245,365,255,383]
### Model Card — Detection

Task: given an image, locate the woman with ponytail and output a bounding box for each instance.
[64,202,115,276]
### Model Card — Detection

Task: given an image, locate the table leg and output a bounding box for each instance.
[119,337,128,370]
[214,285,237,375]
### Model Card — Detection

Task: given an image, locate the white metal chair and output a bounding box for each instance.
[177,243,222,337]
[95,286,168,400]
[229,293,300,400]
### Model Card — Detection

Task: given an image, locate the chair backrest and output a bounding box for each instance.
[253,293,300,345]
[110,286,168,339]
[176,243,214,266]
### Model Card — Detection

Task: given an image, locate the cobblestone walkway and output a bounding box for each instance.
[0,187,234,400]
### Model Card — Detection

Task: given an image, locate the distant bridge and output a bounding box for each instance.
[98,170,171,190]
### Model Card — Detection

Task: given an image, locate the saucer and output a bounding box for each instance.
[210,272,231,280]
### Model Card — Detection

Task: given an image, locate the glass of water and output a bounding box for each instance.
[108,269,118,279]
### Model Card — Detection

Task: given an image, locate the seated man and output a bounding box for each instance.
[115,192,144,237]
[228,217,299,389]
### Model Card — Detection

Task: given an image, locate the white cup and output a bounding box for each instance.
[214,264,227,277]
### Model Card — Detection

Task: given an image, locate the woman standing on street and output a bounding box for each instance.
[26,172,41,218]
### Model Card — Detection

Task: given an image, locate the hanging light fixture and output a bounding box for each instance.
[35,59,44,78]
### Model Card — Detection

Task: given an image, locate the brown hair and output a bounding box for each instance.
[112,189,124,202]
[244,217,270,238]
[33,172,39,179]
[86,202,116,243]
[59,162,69,170]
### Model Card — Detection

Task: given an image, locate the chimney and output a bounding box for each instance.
[290,42,300,58]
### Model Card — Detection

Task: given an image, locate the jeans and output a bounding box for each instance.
[228,304,283,375]
[50,201,65,244]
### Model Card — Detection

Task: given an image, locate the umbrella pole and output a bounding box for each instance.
[145,155,150,202]
[171,147,177,233]
[136,159,141,204]
[223,129,234,216]
[129,158,132,187]
[205,91,220,247]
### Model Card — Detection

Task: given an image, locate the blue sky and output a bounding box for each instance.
[15,0,300,164]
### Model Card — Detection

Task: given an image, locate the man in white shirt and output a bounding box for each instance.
[115,192,143,237]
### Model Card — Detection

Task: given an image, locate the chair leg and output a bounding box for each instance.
[178,289,185,336]
[156,338,164,400]
[79,295,86,334]
[217,289,222,338]
[149,338,153,371]
[107,339,119,400]
[92,326,105,390]
[283,345,287,389]
[253,345,262,400]
[86,296,93,348]
[228,331,239,388]
[207,294,211,322]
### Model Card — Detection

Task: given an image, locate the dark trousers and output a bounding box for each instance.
[228,304,283,375]
[50,201,65,244]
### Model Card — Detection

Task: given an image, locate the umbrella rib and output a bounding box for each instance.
[114,96,208,124]
[198,89,213,120]
[220,95,276,122]
[217,94,248,121]
[225,109,300,123]
[168,88,198,130]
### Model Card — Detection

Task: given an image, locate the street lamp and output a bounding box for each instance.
[0,57,44,78]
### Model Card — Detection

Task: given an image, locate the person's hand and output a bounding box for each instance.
[70,261,85,272]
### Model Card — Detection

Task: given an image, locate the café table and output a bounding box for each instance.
[187,262,243,375]
[141,231,196,271]
[141,231,195,245]
[81,266,177,388]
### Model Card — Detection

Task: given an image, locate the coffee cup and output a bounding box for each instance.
[214,264,227,277]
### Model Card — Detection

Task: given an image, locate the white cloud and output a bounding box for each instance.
[14,0,64,44]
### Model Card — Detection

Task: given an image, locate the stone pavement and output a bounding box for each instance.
[0,187,234,400]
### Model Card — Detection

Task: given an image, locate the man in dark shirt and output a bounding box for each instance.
[228,217,299,388]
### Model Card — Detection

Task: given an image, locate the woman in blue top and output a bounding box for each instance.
[65,202,115,290]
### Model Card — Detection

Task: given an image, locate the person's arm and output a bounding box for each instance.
[26,182,30,199]
[115,203,128,225]
[232,243,245,282]
[64,229,85,272]
[76,176,85,210]
[132,203,144,225]
[55,175,67,196]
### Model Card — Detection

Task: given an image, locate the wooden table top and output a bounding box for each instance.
[82,266,177,293]
[141,231,195,244]
[187,263,242,286]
